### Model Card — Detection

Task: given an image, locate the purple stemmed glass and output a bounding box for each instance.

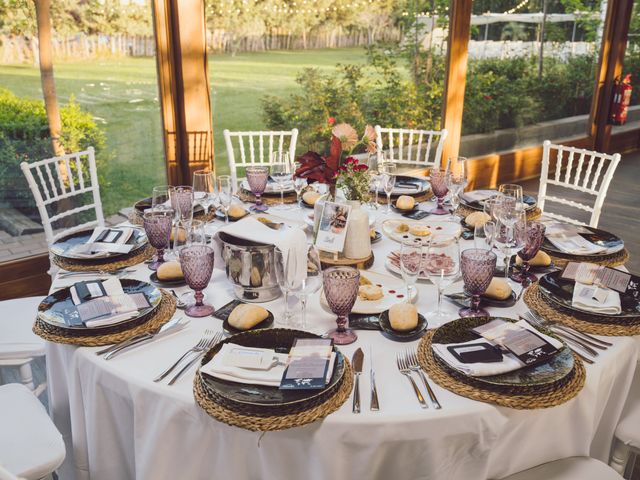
[179,245,215,317]
[459,249,497,318]
[323,266,360,345]
[143,208,174,270]
[246,166,270,212]
[511,221,546,284]
[169,186,194,222]
[429,167,449,215]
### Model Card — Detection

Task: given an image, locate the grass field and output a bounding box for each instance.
[0,48,368,214]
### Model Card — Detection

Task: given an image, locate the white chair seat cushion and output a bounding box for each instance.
[615,368,640,449]
[0,297,45,360]
[498,457,622,480]
[0,384,65,479]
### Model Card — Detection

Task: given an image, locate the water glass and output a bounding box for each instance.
[143,208,174,271]
[246,166,270,212]
[429,167,449,215]
[381,163,396,214]
[169,185,194,223]
[400,239,423,302]
[290,244,323,329]
[323,266,360,345]
[293,177,307,205]
[151,185,171,210]
[173,219,207,255]
[499,184,524,211]
[511,221,546,284]
[483,195,503,222]
[274,246,298,327]
[474,221,494,250]
[424,235,460,327]
[494,211,527,278]
[459,249,497,318]
[218,175,233,223]
[193,170,216,216]
[179,245,215,317]
[271,153,293,210]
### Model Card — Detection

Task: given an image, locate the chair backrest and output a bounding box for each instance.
[375,126,447,169]
[223,129,299,186]
[538,140,621,228]
[20,147,105,245]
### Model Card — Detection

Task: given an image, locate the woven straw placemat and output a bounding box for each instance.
[194,360,353,431]
[544,248,630,268]
[52,244,155,272]
[457,204,542,221]
[375,189,433,205]
[238,188,298,205]
[417,330,585,409]
[33,290,177,346]
[524,283,640,336]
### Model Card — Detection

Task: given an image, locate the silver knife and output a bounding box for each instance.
[369,345,380,411]
[352,348,364,414]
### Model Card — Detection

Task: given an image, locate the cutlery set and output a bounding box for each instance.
[396,349,441,409]
[351,346,383,413]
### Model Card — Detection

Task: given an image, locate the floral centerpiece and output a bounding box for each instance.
[336,157,370,202]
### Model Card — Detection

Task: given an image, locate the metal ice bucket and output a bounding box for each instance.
[219,231,281,302]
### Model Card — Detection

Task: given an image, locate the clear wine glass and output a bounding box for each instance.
[429,167,450,215]
[474,220,494,250]
[498,183,524,211]
[274,246,298,327]
[511,221,546,284]
[271,152,292,210]
[459,249,497,318]
[246,165,269,212]
[483,195,503,223]
[143,208,174,271]
[494,211,527,278]
[179,245,215,317]
[151,185,171,210]
[193,170,216,216]
[169,185,194,223]
[290,244,323,329]
[218,175,233,223]
[293,177,306,205]
[424,235,460,327]
[400,239,423,303]
[323,266,360,345]
[381,163,396,214]
[446,174,467,221]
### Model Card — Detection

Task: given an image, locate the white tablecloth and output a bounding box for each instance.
[35,201,639,480]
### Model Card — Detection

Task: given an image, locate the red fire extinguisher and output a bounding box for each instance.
[609,74,632,125]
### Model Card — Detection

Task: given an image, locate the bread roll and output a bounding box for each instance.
[395,223,410,233]
[302,190,321,205]
[516,250,551,267]
[228,304,270,330]
[156,261,184,281]
[358,285,384,301]
[396,195,415,210]
[228,204,247,218]
[409,225,431,237]
[483,278,512,300]
[465,211,491,228]
[359,275,372,286]
[388,303,418,331]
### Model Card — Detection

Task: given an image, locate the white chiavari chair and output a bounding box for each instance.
[497,457,623,480]
[374,126,447,170]
[223,129,298,187]
[538,141,621,228]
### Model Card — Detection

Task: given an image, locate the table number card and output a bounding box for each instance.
[314,201,352,253]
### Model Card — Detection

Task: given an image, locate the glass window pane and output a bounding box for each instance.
[613,0,640,131]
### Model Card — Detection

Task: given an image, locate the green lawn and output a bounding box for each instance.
[0,48,368,214]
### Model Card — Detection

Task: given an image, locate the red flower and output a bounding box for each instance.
[327,117,336,126]
[354,164,368,172]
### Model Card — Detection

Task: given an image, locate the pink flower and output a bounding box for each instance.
[327,116,336,126]
[332,123,358,150]
[364,124,377,153]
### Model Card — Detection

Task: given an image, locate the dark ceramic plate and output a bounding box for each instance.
[508,256,556,273]
[371,175,430,197]
[50,228,148,261]
[378,310,428,341]
[214,208,249,222]
[134,196,205,215]
[37,279,162,333]
[432,316,574,389]
[541,226,624,257]
[371,231,383,244]
[538,270,640,319]
[200,329,345,409]
[222,309,275,335]
[391,201,420,214]
[445,290,517,308]
[149,272,186,288]
[460,190,536,211]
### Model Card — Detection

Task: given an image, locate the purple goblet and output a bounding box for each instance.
[511,221,546,284]
[323,266,359,345]
[179,245,215,317]
[143,208,174,270]
[459,249,497,318]
[169,186,194,222]
[246,166,269,212]
[429,167,449,215]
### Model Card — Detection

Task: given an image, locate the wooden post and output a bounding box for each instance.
[440,0,472,166]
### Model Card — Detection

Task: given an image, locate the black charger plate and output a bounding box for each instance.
[149,272,186,288]
[378,310,428,341]
[538,270,640,319]
[541,226,624,258]
[371,175,430,197]
[445,290,517,309]
[50,228,148,262]
[460,190,536,211]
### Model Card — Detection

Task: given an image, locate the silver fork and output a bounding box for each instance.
[405,349,441,409]
[167,332,223,385]
[527,309,612,348]
[396,352,428,409]
[153,329,216,382]
[521,313,595,364]
[523,312,601,356]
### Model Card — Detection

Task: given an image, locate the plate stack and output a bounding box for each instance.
[372,175,433,204]
[458,189,542,221]
[417,317,586,409]
[540,226,629,268]
[193,329,353,431]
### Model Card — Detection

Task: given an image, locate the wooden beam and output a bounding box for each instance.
[0,255,51,300]
[440,0,472,166]
[589,0,635,153]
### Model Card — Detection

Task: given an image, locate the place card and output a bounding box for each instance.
[561,262,631,293]
[280,338,334,390]
[314,201,352,253]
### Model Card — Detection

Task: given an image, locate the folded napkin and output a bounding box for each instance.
[213,217,308,284]
[66,227,135,259]
[545,234,607,255]
[572,282,621,315]
[460,189,496,204]
[70,277,140,328]
[432,320,563,377]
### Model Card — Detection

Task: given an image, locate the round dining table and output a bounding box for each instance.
[39,197,640,480]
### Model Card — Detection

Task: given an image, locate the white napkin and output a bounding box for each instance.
[432,321,563,377]
[213,217,308,284]
[460,189,496,203]
[70,278,140,328]
[572,282,621,315]
[66,227,135,259]
[545,234,607,255]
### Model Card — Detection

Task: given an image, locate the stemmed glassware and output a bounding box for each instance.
[323,266,360,345]
[474,220,495,250]
[400,239,423,302]
[498,183,524,211]
[143,208,174,270]
[367,152,382,209]
[179,245,215,317]
[271,152,293,210]
[192,170,216,216]
[274,246,298,327]
[246,166,270,212]
[381,163,396,214]
[494,209,527,278]
[511,221,546,284]
[483,195,503,222]
[429,167,450,215]
[459,249,497,318]
[217,175,233,223]
[446,157,467,220]
[151,185,171,210]
[293,177,306,205]
[168,185,194,260]
[290,244,323,329]
[423,235,460,327]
